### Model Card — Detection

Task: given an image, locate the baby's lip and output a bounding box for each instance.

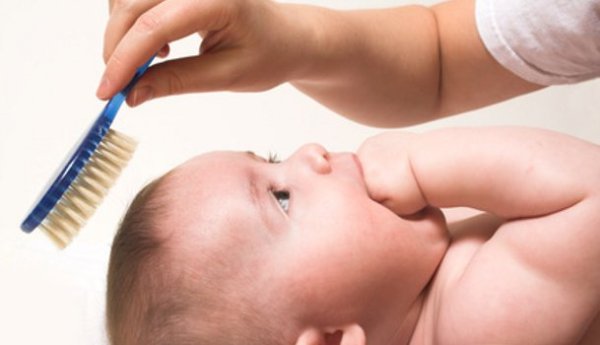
[329,152,366,185]
[350,153,365,181]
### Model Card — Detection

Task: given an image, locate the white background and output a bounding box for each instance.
[0,0,598,344]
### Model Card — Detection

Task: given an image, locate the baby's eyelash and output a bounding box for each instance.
[268,152,281,164]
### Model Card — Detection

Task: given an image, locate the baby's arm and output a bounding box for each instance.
[357,127,600,343]
[357,127,600,217]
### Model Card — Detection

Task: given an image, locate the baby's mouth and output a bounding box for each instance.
[351,153,365,181]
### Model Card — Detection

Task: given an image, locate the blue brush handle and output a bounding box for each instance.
[102,55,155,122]
[21,55,155,233]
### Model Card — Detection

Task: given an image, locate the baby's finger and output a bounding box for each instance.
[103,0,165,63]
[97,0,233,99]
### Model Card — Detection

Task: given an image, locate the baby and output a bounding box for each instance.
[106,126,600,345]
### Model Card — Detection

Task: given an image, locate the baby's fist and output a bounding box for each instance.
[357,131,428,215]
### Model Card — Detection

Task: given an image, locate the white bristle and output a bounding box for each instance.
[47,211,78,236]
[97,145,128,167]
[41,223,69,249]
[102,140,133,160]
[59,199,86,225]
[41,129,137,248]
[86,164,115,187]
[89,155,120,178]
[106,130,137,151]
[80,175,108,196]
[75,184,103,205]
[65,189,96,218]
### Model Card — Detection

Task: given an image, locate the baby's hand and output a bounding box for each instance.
[98,0,315,105]
[357,131,428,216]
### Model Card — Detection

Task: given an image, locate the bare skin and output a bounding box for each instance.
[357,127,600,344]
[134,127,599,345]
[98,0,599,342]
[98,0,542,126]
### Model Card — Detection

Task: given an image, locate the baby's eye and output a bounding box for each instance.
[272,190,290,212]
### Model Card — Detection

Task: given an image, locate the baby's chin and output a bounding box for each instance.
[401,206,450,246]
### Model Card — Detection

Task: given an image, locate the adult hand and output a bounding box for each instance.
[98,0,313,106]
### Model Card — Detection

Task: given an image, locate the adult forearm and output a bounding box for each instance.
[289,5,441,127]
[289,0,542,127]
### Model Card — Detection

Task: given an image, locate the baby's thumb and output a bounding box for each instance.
[127,53,240,106]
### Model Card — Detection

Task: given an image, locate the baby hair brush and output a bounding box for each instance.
[21,56,155,249]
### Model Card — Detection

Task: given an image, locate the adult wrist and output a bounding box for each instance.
[280,4,360,83]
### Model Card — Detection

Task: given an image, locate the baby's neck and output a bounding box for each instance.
[404,274,449,345]
[391,293,426,345]
[366,292,426,345]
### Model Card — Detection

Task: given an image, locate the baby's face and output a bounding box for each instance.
[161,144,449,326]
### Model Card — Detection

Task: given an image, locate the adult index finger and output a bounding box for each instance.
[103,0,165,63]
[97,0,235,99]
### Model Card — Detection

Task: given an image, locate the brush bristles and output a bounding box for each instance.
[41,129,137,248]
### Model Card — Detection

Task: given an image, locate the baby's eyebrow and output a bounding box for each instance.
[244,153,274,234]
[245,151,267,163]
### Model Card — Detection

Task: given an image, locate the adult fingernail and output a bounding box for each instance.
[96,74,111,99]
[131,86,153,106]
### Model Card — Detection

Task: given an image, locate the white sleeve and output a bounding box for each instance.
[475,0,600,85]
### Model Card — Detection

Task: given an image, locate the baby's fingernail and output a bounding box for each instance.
[96,74,111,99]
[131,86,153,106]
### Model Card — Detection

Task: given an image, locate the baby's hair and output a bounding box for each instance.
[106,172,290,345]
[106,176,178,344]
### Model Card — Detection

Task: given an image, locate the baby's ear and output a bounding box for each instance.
[295,324,366,345]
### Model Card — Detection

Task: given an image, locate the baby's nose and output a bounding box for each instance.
[292,143,331,174]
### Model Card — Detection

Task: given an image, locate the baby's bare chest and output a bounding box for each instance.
[424,214,599,345]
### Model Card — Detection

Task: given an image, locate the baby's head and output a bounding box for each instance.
[106,144,449,345]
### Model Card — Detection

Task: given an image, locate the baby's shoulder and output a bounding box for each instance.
[421,211,599,345]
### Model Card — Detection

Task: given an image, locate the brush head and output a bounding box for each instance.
[43,129,136,248]
[21,56,153,248]
[22,128,136,248]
